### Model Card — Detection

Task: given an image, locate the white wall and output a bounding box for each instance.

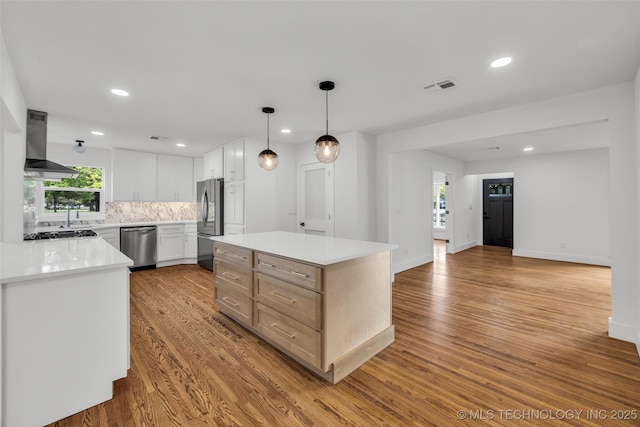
[377,83,638,348]
[1,32,27,244]
[467,149,610,266]
[273,142,297,232]
[243,138,277,233]
[635,66,640,353]
[388,150,478,273]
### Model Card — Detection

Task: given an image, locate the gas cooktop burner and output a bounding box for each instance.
[24,229,98,240]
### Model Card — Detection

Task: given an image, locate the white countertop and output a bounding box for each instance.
[211,231,397,265]
[1,237,133,284]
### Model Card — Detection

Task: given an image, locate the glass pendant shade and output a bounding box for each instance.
[257,148,278,171]
[258,106,278,171]
[314,135,340,163]
[315,81,339,163]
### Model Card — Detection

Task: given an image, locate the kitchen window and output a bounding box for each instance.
[24,166,105,221]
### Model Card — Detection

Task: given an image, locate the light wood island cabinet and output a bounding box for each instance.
[212,231,396,384]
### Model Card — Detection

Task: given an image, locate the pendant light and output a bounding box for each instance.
[314,81,340,163]
[257,107,278,171]
[72,140,86,154]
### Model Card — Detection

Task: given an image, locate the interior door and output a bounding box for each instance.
[483,178,514,248]
[298,163,334,236]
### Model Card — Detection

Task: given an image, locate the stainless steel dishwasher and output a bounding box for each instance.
[120,225,157,270]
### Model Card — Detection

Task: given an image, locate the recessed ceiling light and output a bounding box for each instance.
[176,143,186,148]
[91,131,104,136]
[110,88,129,97]
[523,147,534,152]
[491,57,512,68]
[281,129,291,134]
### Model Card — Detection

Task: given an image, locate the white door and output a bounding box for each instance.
[298,163,334,236]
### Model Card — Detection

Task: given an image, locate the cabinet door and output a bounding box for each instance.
[157,155,194,201]
[205,148,224,179]
[224,182,244,224]
[184,224,197,258]
[157,233,185,261]
[224,140,244,181]
[174,156,194,201]
[136,152,158,201]
[112,150,138,201]
[212,148,224,179]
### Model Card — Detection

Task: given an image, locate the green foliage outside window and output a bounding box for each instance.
[43,166,103,213]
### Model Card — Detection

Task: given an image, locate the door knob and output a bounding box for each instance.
[300,222,305,227]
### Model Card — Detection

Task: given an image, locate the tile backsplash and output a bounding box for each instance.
[25,202,197,233]
[105,202,197,223]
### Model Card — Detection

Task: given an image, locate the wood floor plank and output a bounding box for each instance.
[49,246,640,426]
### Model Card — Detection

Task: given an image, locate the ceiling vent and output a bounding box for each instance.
[422,78,457,92]
[150,135,168,141]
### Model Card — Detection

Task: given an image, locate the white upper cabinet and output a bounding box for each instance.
[224,139,244,182]
[157,155,194,201]
[112,149,158,201]
[203,148,224,180]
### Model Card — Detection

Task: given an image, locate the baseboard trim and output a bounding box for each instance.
[513,249,610,266]
[454,241,478,253]
[608,317,639,345]
[393,255,433,274]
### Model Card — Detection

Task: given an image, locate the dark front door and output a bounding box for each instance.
[483,178,514,248]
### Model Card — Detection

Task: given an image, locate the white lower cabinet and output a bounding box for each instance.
[157,224,185,262]
[95,226,120,250]
[184,224,197,259]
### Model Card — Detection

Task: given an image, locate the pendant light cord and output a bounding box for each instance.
[266,112,270,150]
[325,90,329,135]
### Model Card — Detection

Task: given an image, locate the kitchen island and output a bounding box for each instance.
[0,237,133,427]
[211,231,397,383]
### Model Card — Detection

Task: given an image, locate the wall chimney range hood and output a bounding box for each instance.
[24,109,79,180]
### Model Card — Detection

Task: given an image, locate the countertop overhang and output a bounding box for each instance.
[1,237,133,283]
[211,231,397,266]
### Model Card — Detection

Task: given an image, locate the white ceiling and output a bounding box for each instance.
[2,1,640,159]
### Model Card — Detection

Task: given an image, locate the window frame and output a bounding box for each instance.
[36,165,106,222]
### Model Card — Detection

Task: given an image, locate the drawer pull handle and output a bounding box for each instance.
[270,291,296,304]
[262,262,276,268]
[221,272,239,280]
[271,323,296,339]
[221,297,239,307]
[290,270,308,278]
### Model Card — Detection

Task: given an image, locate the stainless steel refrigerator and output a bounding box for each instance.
[197,178,223,270]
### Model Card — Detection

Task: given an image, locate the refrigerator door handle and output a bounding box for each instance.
[201,187,209,227]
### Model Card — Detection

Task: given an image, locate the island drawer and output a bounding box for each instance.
[214,242,253,268]
[255,303,321,369]
[257,253,322,291]
[215,287,252,326]
[255,273,321,330]
[214,259,253,297]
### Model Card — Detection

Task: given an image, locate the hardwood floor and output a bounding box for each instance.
[50,245,640,426]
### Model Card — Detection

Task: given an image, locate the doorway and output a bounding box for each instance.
[482,178,513,248]
[433,170,455,257]
[298,162,334,236]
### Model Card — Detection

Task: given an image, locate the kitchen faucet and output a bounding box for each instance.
[65,203,80,228]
